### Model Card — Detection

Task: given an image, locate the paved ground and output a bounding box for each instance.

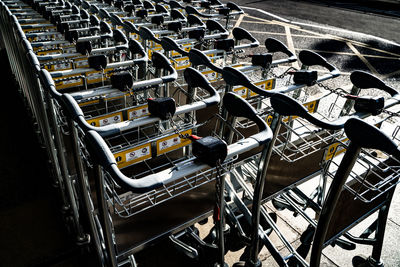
[1,1,400,267]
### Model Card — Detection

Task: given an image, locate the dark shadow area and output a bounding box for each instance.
[0,48,94,266]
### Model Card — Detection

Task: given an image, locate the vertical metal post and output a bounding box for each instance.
[310,143,361,266]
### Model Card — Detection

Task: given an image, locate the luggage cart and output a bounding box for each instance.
[61,67,273,266]
[310,118,400,267]
[229,80,400,266]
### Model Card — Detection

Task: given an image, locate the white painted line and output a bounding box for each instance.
[347,42,380,76]
[284,26,300,69]
[229,13,245,38]
[240,6,400,48]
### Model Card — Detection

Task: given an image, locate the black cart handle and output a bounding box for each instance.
[270,93,349,130]
[345,118,400,159]
[350,71,398,97]
[265,37,297,64]
[299,50,339,74]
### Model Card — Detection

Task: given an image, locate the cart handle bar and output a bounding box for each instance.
[84,92,272,193]
[60,67,219,136]
[344,118,400,159]
[350,71,398,97]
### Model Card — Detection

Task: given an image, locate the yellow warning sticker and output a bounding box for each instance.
[233,87,248,99]
[202,70,220,82]
[128,105,149,120]
[115,143,152,168]
[36,49,63,56]
[156,129,192,155]
[86,112,123,127]
[249,79,275,97]
[54,75,83,90]
[325,138,349,161]
[173,57,191,70]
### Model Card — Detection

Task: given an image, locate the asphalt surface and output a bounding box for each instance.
[226,0,400,44]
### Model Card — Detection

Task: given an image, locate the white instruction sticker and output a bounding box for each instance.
[128,106,149,120]
[99,114,122,126]
[125,146,151,162]
[158,136,181,152]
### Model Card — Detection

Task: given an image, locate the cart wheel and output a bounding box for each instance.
[198,218,209,225]
[352,255,384,267]
[203,226,217,244]
[233,260,261,267]
[272,197,292,211]
[232,262,246,267]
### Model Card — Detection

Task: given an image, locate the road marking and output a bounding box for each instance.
[248,30,323,38]
[241,6,400,48]
[346,42,380,75]
[242,6,400,57]
[292,27,400,57]
[229,13,245,38]
[284,26,300,69]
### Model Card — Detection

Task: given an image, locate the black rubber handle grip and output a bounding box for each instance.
[232,27,259,47]
[169,0,184,9]
[265,37,296,61]
[160,37,187,55]
[223,92,267,131]
[38,69,62,98]
[299,50,337,72]
[184,67,219,106]
[139,26,160,43]
[123,21,139,34]
[350,71,398,97]
[345,118,400,159]
[270,93,347,130]
[188,48,223,73]
[84,130,163,192]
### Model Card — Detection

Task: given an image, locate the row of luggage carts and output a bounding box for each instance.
[1,0,400,266]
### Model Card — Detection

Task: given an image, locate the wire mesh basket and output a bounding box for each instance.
[324,139,400,203]
[88,114,245,218]
[272,92,351,162]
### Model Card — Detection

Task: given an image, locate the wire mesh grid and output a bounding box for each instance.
[324,141,400,203]
[272,93,349,162]
[98,114,244,218]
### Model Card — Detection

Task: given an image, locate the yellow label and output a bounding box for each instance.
[265,115,273,126]
[304,100,318,113]
[23,26,56,33]
[36,49,62,56]
[148,47,163,60]
[44,62,73,71]
[233,87,248,99]
[156,129,192,155]
[173,57,191,70]
[74,58,89,68]
[202,70,220,82]
[86,112,123,127]
[325,138,349,161]
[78,99,100,107]
[78,93,130,107]
[127,105,149,120]
[171,44,191,57]
[249,79,275,97]
[115,143,152,168]
[54,75,83,90]
[86,68,113,84]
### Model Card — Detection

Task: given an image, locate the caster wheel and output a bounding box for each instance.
[352,255,384,267]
